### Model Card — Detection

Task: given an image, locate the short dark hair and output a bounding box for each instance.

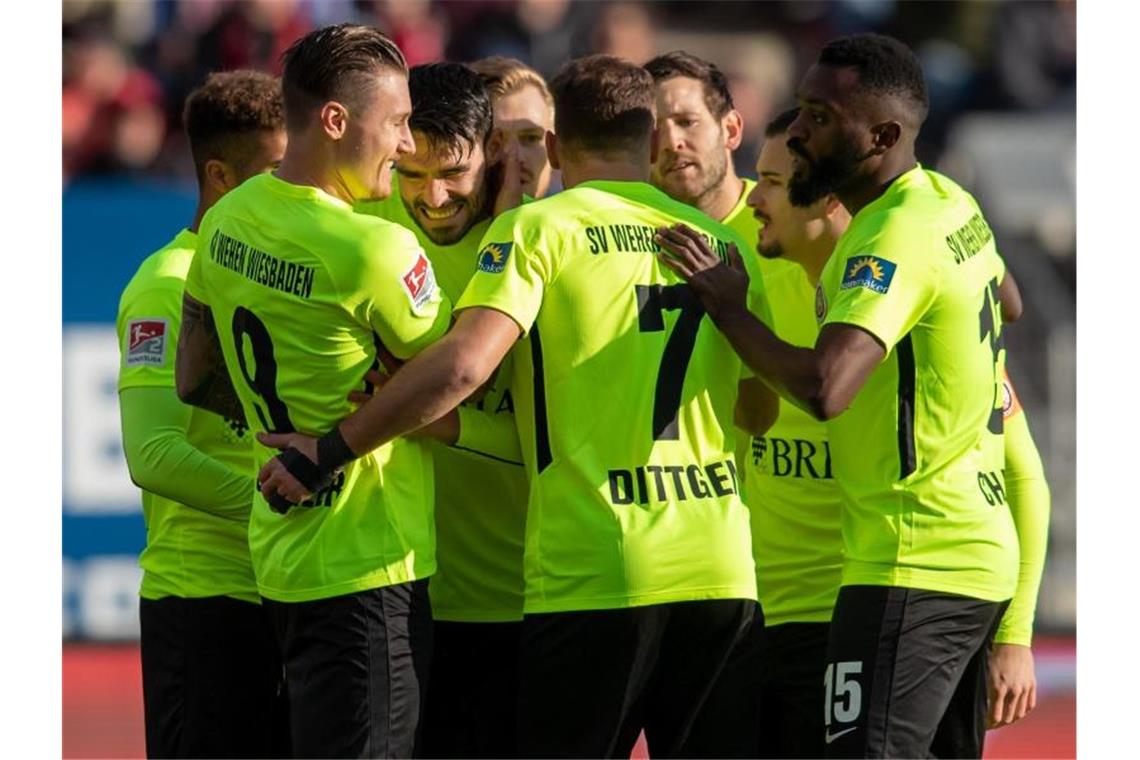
[818,33,929,124]
[764,107,799,138]
[548,55,655,155]
[280,23,407,131]
[408,63,493,158]
[644,51,735,118]
[182,70,284,181]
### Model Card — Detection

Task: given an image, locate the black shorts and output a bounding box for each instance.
[758,621,831,758]
[676,602,765,758]
[681,610,829,759]
[262,579,433,759]
[823,585,1009,759]
[419,620,522,758]
[516,598,754,758]
[139,595,288,759]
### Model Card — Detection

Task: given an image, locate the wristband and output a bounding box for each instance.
[316,426,356,474]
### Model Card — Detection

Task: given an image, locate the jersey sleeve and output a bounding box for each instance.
[823,216,939,353]
[455,207,555,336]
[994,373,1051,646]
[183,239,209,304]
[454,405,524,464]
[117,268,183,392]
[347,224,453,360]
[119,385,252,521]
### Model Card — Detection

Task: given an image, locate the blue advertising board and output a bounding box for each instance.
[63,179,196,639]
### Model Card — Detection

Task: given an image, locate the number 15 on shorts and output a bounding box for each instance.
[824,661,863,741]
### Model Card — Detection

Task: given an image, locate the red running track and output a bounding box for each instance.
[63,638,1075,759]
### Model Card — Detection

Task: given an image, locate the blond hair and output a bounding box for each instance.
[469,56,554,118]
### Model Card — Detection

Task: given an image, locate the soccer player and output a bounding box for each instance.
[655,34,1020,758]
[647,51,751,232]
[116,69,286,759]
[677,107,851,758]
[175,25,451,758]
[257,54,776,758]
[355,62,528,758]
[469,56,556,200]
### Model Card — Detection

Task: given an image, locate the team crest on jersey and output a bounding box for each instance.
[815,282,828,323]
[125,319,168,366]
[401,252,437,313]
[840,255,897,294]
[477,242,512,274]
[1001,376,1022,420]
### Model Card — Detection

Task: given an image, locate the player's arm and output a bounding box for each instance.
[119,385,251,521]
[174,292,246,422]
[655,224,884,421]
[347,367,524,463]
[988,373,1050,729]
[259,307,521,503]
[735,378,779,436]
[999,270,1023,324]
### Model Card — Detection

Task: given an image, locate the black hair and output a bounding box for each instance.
[280,23,407,131]
[764,107,799,138]
[408,62,493,157]
[549,55,655,155]
[818,33,929,124]
[644,50,735,118]
[183,70,284,181]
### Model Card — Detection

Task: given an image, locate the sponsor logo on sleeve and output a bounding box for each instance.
[477,241,512,274]
[401,252,437,313]
[125,319,168,366]
[840,255,897,294]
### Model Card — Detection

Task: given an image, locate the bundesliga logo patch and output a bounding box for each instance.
[840,255,897,294]
[401,253,437,313]
[477,242,512,274]
[126,319,168,366]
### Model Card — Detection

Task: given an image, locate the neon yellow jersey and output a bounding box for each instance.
[357,184,528,622]
[721,178,844,623]
[817,166,1018,602]
[185,173,452,603]
[721,177,758,245]
[117,229,258,603]
[457,180,768,613]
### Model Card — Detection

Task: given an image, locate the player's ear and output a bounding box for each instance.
[319,101,349,141]
[723,108,744,151]
[870,120,901,153]
[545,131,561,171]
[203,158,237,194]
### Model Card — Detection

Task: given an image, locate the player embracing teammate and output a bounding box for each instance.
[118,19,1051,760]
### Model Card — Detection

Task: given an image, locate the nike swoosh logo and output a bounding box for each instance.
[824,727,857,744]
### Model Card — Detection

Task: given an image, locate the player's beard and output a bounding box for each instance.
[758,238,784,259]
[787,135,864,208]
[409,183,488,246]
[663,149,728,209]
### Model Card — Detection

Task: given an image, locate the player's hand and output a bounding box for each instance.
[256,431,320,509]
[493,141,524,217]
[348,369,389,405]
[986,643,1037,729]
[654,223,750,322]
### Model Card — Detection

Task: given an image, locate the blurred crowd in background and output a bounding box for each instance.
[61,0,1077,635]
[63,0,1075,185]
